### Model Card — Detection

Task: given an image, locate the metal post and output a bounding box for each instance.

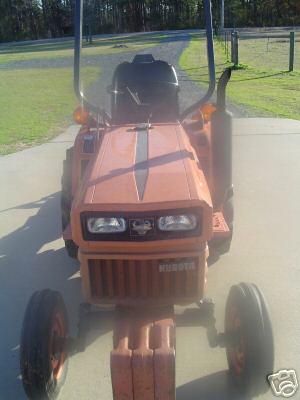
[87,0,93,44]
[289,31,295,72]
[180,0,216,121]
[221,0,225,32]
[236,31,239,65]
[233,31,239,66]
[231,30,234,63]
[226,32,229,59]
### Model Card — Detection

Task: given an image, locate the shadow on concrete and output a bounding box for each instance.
[176,370,252,400]
[0,192,82,398]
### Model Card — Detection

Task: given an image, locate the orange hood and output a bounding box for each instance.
[73,123,212,213]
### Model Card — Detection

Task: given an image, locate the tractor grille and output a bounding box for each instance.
[88,258,200,300]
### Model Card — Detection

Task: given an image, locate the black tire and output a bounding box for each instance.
[20,290,69,400]
[61,148,78,259]
[64,239,78,259]
[225,283,274,397]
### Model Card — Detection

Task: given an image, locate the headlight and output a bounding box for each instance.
[158,215,197,231]
[87,217,126,233]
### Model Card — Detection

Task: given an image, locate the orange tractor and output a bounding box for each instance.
[20,1,274,399]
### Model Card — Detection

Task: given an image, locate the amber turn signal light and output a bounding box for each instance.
[73,106,89,125]
[200,103,216,122]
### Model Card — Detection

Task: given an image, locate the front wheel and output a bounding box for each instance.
[20,290,69,399]
[225,283,274,397]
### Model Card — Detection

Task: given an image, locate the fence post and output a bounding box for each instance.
[231,30,234,63]
[231,31,239,66]
[235,31,239,66]
[226,32,229,58]
[289,31,295,72]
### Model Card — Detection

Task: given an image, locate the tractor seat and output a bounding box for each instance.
[111,55,179,123]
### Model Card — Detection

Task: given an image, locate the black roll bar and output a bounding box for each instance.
[74,0,111,122]
[180,0,216,121]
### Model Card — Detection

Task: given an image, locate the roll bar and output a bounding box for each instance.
[74,0,216,122]
[180,0,216,120]
[74,0,111,123]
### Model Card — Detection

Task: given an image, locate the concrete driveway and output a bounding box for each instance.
[0,118,300,399]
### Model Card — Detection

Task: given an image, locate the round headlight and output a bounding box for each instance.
[158,215,197,231]
[87,217,126,233]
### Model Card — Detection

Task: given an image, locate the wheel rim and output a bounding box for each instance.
[227,305,245,376]
[49,312,66,380]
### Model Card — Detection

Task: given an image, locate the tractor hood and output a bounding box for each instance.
[73,123,212,213]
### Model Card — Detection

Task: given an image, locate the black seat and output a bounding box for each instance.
[111,54,179,124]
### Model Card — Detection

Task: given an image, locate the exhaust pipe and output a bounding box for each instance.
[211,68,232,208]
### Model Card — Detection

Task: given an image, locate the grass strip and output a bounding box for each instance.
[180,34,300,120]
[0,66,99,154]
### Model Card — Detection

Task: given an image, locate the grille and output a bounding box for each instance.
[88,258,199,299]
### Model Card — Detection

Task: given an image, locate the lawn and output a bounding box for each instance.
[0,33,164,154]
[0,33,165,64]
[180,33,300,120]
[0,66,100,154]
[238,35,300,71]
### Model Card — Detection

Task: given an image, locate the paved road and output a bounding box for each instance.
[1,117,300,400]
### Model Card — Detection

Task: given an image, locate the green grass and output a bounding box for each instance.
[180,34,300,120]
[0,32,167,154]
[238,36,300,71]
[0,66,99,154]
[0,33,165,64]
